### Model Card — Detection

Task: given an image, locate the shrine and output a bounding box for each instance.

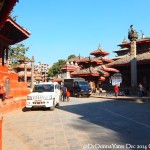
[0,0,31,115]
[61,56,81,79]
[0,17,30,99]
[63,45,119,92]
[107,26,150,95]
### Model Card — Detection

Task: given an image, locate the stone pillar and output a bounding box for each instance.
[128,25,138,95]
[5,47,8,67]
[2,49,4,66]
[24,63,27,82]
[31,56,34,89]
[130,41,137,88]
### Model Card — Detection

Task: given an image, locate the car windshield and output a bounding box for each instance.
[78,81,89,86]
[33,84,54,92]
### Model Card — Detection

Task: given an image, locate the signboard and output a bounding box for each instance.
[110,73,122,86]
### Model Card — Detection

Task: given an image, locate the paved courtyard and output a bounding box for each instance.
[2,97,150,150]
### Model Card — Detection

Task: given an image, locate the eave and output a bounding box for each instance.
[0,17,30,45]
[118,38,150,47]
[0,0,19,28]
[71,73,99,77]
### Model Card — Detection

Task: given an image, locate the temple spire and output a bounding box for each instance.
[98,43,101,50]
[79,54,80,59]
[140,30,145,39]
[122,36,127,43]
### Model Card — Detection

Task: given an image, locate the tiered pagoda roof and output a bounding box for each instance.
[76,56,113,67]
[77,56,103,65]
[71,65,118,81]
[67,56,83,63]
[34,73,42,81]
[118,37,150,48]
[14,64,31,69]
[108,51,150,67]
[90,45,109,57]
[112,34,150,62]
[70,45,119,81]
[18,71,32,77]
[0,0,19,28]
[61,61,80,72]
[62,56,82,73]
[52,78,62,83]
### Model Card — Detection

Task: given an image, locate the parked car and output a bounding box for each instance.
[64,78,91,97]
[26,82,60,111]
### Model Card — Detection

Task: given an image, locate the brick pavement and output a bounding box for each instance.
[2,97,150,150]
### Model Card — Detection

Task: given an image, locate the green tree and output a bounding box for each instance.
[48,59,66,77]
[9,43,29,66]
[67,54,76,60]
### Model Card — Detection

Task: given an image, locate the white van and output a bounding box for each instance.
[26,82,60,111]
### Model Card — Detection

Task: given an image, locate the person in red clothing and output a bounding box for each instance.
[114,85,119,97]
[66,89,70,102]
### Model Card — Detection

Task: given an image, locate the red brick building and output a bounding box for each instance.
[0,1,31,115]
[0,17,30,99]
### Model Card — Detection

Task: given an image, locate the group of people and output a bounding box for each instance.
[61,86,70,102]
[113,83,148,97]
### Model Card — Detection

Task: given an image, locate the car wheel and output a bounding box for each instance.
[77,94,81,98]
[56,103,60,108]
[87,94,90,97]
[50,99,55,111]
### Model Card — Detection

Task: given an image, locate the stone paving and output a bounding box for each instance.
[2,97,150,150]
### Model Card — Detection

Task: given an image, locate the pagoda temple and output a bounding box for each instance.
[0,1,29,149]
[0,0,31,115]
[61,56,81,79]
[69,45,119,92]
[0,17,30,99]
[107,27,150,95]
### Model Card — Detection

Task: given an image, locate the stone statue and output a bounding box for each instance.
[130,25,134,32]
[128,25,138,41]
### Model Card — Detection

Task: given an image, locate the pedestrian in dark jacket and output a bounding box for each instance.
[139,83,144,97]
[61,86,67,101]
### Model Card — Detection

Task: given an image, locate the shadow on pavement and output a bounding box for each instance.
[59,99,150,146]
[22,107,50,112]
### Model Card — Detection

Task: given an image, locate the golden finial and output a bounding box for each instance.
[122,36,127,43]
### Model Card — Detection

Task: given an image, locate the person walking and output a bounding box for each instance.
[139,83,144,97]
[114,85,119,97]
[66,89,70,102]
[61,86,67,101]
